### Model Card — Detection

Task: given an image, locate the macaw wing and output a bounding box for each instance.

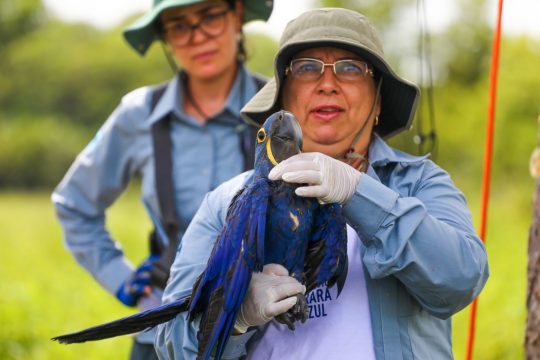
[189,178,272,360]
[304,203,348,295]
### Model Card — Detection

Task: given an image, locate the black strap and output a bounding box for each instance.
[240,74,267,171]
[149,84,180,288]
[148,74,267,288]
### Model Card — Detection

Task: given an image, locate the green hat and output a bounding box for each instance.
[124,0,274,55]
[241,8,420,139]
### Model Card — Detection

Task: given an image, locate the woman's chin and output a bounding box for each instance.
[312,131,343,146]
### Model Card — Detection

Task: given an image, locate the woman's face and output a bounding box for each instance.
[160,0,243,81]
[282,46,380,156]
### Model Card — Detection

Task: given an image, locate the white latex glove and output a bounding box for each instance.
[268,152,362,204]
[234,264,306,334]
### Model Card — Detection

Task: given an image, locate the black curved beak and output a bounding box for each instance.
[268,111,303,164]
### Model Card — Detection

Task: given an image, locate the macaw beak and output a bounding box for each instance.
[268,111,303,165]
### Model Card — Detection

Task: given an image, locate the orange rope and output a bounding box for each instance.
[465,0,504,359]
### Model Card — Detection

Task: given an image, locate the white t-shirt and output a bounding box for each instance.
[247,225,376,359]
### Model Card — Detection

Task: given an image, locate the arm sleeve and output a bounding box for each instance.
[51,97,148,295]
[155,174,255,360]
[343,161,489,319]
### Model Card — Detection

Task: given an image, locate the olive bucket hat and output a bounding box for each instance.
[241,7,420,138]
[124,0,274,55]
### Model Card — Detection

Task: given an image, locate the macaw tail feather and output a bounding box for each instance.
[52,296,190,344]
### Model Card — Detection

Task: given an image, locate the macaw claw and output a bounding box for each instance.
[275,293,308,330]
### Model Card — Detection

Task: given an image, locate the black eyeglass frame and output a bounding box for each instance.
[160,7,231,48]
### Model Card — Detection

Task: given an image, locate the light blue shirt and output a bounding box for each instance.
[154,135,489,359]
[51,66,263,343]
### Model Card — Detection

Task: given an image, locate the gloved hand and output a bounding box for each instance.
[116,255,158,307]
[268,152,362,204]
[234,264,306,334]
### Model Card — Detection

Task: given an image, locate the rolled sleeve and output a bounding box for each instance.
[343,161,488,318]
[343,173,399,240]
[51,92,150,295]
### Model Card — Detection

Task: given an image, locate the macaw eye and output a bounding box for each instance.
[257,128,267,143]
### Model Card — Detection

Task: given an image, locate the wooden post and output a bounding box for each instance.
[526,114,540,359]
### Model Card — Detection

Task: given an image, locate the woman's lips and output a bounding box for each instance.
[310,105,344,121]
[192,49,218,61]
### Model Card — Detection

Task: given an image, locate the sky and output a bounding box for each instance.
[42,0,540,39]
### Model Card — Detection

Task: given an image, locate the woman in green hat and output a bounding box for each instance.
[52,0,272,358]
[155,7,488,359]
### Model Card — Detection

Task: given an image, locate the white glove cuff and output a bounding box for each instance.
[234,306,250,334]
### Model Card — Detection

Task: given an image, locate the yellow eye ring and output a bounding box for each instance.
[257,128,267,143]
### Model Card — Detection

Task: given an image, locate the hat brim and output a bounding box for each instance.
[124,0,273,55]
[242,39,420,138]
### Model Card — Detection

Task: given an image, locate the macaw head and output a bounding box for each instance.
[253,110,303,178]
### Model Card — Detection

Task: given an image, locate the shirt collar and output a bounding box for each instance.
[148,63,253,126]
[368,134,430,167]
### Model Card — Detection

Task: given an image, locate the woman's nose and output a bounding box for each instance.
[317,66,340,94]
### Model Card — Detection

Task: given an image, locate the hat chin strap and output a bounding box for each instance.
[343,78,383,170]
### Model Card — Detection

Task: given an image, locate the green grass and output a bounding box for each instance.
[0,187,151,360]
[0,181,531,359]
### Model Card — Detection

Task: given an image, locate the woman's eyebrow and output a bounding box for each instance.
[162,4,225,23]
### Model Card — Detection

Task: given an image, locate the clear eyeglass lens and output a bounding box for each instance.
[289,59,370,81]
[163,9,228,47]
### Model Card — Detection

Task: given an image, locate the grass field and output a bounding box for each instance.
[0,182,530,359]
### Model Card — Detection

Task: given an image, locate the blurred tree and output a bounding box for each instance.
[0,0,46,51]
[317,0,414,29]
[435,0,492,86]
[245,32,279,77]
[0,13,277,188]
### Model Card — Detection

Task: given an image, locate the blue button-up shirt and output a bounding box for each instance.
[52,65,262,316]
[154,135,489,359]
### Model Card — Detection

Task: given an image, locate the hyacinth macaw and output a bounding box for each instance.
[53,110,348,360]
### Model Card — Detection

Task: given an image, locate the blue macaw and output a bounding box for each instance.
[53,110,348,360]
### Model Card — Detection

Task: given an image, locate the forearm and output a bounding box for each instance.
[53,201,134,294]
[343,170,488,317]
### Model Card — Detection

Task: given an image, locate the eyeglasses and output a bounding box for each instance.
[285,58,374,82]
[162,8,230,47]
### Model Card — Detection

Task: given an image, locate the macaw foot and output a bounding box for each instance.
[275,293,308,331]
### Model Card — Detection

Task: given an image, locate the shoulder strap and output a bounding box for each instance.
[149,84,180,288]
[150,84,167,111]
[241,74,268,171]
[149,83,178,239]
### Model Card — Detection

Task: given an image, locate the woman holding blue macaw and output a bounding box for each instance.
[155,7,489,359]
[51,0,272,358]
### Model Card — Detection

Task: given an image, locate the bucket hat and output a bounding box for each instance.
[241,8,420,138]
[124,0,274,55]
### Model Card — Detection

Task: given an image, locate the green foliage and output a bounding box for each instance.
[245,32,278,77]
[0,189,150,359]
[0,18,277,189]
[0,0,46,50]
[0,115,88,188]
[317,0,415,28]
[435,0,492,85]
[0,21,172,130]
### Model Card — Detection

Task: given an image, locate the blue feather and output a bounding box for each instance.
[52,111,348,360]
